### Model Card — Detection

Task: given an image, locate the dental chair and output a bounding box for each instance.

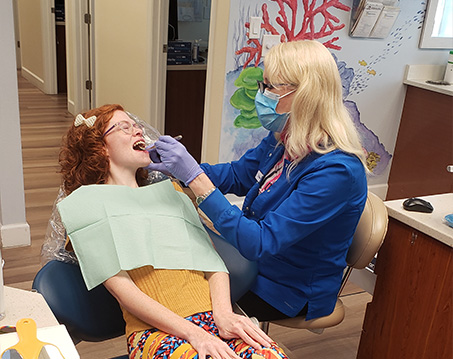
[259,191,389,334]
[32,260,128,359]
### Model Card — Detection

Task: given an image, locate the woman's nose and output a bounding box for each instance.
[133,126,143,136]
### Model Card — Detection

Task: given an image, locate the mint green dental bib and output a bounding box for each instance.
[57,180,227,290]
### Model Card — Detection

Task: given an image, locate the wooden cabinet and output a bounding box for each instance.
[386,85,453,200]
[357,218,452,359]
[165,68,207,163]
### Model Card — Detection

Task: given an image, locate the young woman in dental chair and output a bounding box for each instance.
[57,104,288,359]
[147,40,368,323]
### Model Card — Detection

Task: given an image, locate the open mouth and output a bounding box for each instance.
[133,140,146,151]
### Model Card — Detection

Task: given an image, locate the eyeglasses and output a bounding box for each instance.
[256,80,294,93]
[103,121,145,137]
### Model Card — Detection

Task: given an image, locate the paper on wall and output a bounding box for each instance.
[370,6,401,38]
[350,2,384,38]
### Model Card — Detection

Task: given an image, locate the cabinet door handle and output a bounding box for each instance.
[447,165,453,173]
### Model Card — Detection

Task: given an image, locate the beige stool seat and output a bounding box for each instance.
[272,299,345,330]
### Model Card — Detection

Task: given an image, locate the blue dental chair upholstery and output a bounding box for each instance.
[32,260,128,359]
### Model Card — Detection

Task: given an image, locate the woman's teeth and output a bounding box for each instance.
[133,140,146,151]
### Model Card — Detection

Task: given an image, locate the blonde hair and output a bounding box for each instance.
[264,40,366,171]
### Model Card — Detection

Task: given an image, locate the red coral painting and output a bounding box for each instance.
[236,0,350,68]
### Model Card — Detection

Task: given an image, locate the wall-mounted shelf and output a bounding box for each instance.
[350,0,400,39]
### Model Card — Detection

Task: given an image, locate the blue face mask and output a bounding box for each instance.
[255,89,295,132]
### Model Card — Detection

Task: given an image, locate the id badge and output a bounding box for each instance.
[255,170,263,183]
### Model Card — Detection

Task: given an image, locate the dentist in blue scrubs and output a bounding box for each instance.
[148,40,368,322]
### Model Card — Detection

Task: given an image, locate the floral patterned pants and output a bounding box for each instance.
[127,311,288,359]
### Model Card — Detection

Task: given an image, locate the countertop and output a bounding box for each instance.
[403,64,453,96]
[167,63,207,71]
[384,193,453,247]
[0,286,80,358]
[2,286,58,327]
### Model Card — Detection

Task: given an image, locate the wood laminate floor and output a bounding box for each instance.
[2,73,371,358]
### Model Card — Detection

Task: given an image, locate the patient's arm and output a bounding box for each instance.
[104,271,240,359]
[205,271,272,349]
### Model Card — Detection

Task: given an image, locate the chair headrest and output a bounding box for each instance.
[347,192,389,269]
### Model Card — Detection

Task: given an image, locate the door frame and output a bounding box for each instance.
[201,0,230,163]
[65,0,91,115]
[148,0,169,133]
[41,0,58,94]
[12,0,21,69]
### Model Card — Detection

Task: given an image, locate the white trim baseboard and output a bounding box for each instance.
[67,99,76,116]
[21,66,45,91]
[1,223,31,248]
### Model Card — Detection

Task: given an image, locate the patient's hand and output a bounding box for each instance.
[214,311,273,350]
[187,325,241,359]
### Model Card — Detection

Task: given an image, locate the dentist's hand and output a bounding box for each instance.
[147,135,204,185]
[146,146,172,177]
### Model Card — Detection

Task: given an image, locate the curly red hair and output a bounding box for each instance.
[59,104,148,194]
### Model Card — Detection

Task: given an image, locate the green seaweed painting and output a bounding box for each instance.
[230,67,263,129]
[230,0,351,130]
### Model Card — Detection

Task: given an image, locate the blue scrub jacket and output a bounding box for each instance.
[199,132,367,320]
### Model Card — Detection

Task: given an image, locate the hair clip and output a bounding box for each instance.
[74,114,97,128]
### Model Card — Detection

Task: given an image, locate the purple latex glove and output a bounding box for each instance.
[146,135,204,185]
[146,146,172,177]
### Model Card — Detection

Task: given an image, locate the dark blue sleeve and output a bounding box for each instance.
[200,133,277,196]
[200,156,367,261]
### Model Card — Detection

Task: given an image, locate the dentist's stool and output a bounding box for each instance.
[260,191,389,334]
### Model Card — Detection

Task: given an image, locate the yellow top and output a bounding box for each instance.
[123,266,213,338]
[122,180,212,338]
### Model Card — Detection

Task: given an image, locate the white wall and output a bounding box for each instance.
[176,0,211,50]
[178,18,210,51]
[0,0,30,248]
[16,0,56,94]
[91,0,168,133]
[16,0,44,87]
